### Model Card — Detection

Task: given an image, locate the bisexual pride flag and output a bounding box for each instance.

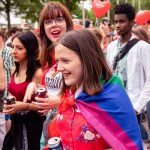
[76,75,143,150]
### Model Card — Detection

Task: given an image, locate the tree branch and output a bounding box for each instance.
[0,0,6,5]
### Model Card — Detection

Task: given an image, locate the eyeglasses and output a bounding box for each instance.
[44,17,65,26]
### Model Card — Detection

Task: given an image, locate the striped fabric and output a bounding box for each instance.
[76,75,143,150]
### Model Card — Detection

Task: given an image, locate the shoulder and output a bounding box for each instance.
[129,40,150,54]
[133,40,150,48]
[4,45,12,52]
[107,74,124,87]
[2,46,12,58]
[32,68,43,84]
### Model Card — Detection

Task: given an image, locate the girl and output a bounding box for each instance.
[50,29,143,150]
[23,1,73,146]
[2,31,45,150]
[24,1,73,113]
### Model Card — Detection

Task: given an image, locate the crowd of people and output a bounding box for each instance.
[0,1,150,150]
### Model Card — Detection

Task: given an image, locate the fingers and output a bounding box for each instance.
[23,89,35,102]
[3,107,14,114]
[35,97,47,103]
[23,92,33,102]
[33,96,59,110]
[3,104,11,109]
[32,101,50,109]
[23,82,37,102]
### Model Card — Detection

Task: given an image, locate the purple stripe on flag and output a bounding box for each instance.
[76,100,140,150]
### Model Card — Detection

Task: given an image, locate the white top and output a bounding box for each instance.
[107,36,150,113]
[45,64,63,96]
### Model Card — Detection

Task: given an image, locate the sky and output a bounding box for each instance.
[81,0,92,10]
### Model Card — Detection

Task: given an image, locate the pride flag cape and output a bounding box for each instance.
[75,75,143,150]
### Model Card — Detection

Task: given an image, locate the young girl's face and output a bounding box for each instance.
[55,43,83,87]
[44,15,67,43]
[12,38,27,63]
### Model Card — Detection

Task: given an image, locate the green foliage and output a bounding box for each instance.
[13,0,47,23]
[0,0,150,29]
[0,0,81,28]
[14,0,80,23]
[53,0,80,12]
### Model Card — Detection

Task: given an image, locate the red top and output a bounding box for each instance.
[42,50,56,86]
[43,91,111,150]
[8,77,33,102]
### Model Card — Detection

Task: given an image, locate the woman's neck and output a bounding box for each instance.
[15,61,27,83]
[19,60,27,71]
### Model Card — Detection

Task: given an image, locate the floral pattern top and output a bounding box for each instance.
[56,94,111,150]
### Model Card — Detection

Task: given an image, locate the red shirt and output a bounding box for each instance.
[45,93,111,150]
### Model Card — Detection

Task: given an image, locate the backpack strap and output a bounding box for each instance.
[113,38,140,70]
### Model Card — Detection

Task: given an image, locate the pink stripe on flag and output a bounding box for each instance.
[76,101,139,150]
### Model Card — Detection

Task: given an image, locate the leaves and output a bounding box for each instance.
[1,0,149,29]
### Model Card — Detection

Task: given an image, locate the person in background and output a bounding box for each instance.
[0,32,6,95]
[85,18,91,28]
[23,1,73,148]
[132,26,150,143]
[0,54,6,150]
[0,55,5,93]
[106,3,150,143]
[89,28,105,52]
[45,29,143,150]
[2,31,45,150]
[5,27,22,47]
[99,18,114,53]
[0,31,14,99]
[139,20,150,38]
[132,26,150,44]
[0,30,14,148]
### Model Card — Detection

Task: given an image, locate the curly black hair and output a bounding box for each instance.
[114,3,135,21]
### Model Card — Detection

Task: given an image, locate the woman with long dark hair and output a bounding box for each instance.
[2,31,45,150]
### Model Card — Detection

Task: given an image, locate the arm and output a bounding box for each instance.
[23,68,43,102]
[3,69,44,114]
[3,101,39,114]
[0,55,6,92]
[32,95,61,115]
[127,42,150,113]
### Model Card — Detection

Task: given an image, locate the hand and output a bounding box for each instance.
[23,82,37,102]
[99,23,111,38]
[32,95,60,115]
[3,101,26,114]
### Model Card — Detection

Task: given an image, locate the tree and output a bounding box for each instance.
[0,0,81,29]
[14,0,45,23]
[15,0,81,23]
[54,0,80,12]
[0,0,16,29]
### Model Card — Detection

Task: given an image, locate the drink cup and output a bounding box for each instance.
[48,137,63,150]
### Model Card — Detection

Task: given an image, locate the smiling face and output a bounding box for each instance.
[44,15,67,43]
[55,43,83,87]
[114,14,133,36]
[12,37,27,64]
